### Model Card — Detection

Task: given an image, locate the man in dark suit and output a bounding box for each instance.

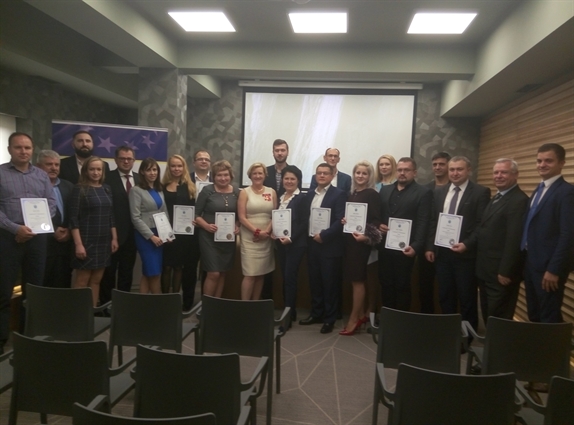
[425,156,490,331]
[36,150,75,288]
[59,130,110,184]
[378,158,433,311]
[309,148,352,194]
[472,159,528,323]
[190,150,212,184]
[100,146,139,304]
[299,163,346,333]
[522,143,574,323]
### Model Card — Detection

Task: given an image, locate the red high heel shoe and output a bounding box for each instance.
[339,319,361,336]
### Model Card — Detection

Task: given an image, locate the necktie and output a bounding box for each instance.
[124,175,132,193]
[492,193,503,204]
[448,186,461,214]
[520,182,545,250]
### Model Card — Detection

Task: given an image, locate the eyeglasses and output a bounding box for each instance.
[316,171,332,176]
[117,158,135,162]
[195,158,211,162]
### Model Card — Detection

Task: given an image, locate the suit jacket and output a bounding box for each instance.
[264,164,302,197]
[474,185,529,283]
[276,192,308,250]
[524,176,574,275]
[427,180,491,258]
[59,156,111,184]
[305,185,347,257]
[309,171,352,195]
[379,181,433,255]
[106,169,140,245]
[129,186,168,239]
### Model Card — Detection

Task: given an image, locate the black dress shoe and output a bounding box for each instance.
[299,316,323,325]
[320,322,334,334]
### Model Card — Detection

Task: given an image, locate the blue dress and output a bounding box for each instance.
[134,189,164,277]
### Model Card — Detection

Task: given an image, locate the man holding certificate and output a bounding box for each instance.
[378,158,432,311]
[425,156,490,332]
[299,163,346,334]
[0,132,57,353]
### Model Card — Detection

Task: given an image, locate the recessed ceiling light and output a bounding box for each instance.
[289,12,347,33]
[168,11,235,32]
[408,13,477,34]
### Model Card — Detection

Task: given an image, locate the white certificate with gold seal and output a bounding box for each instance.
[20,198,54,233]
[173,205,195,235]
[214,212,236,242]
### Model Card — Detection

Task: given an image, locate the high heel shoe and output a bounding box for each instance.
[359,316,369,325]
[339,319,361,336]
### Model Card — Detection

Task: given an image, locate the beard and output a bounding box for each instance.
[75,147,93,158]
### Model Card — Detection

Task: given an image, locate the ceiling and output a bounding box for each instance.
[1,0,573,117]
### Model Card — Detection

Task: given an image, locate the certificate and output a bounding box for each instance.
[344,202,367,234]
[196,181,210,194]
[310,208,330,236]
[214,212,236,242]
[153,212,175,242]
[434,213,463,248]
[385,217,412,251]
[173,205,195,235]
[20,198,54,233]
[272,209,291,238]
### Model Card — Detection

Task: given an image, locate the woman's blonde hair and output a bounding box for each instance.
[162,154,196,199]
[79,156,105,186]
[212,160,234,180]
[247,162,267,178]
[351,160,376,192]
[375,154,397,183]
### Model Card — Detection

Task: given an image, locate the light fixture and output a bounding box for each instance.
[288,12,347,33]
[168,11,235,32]
[238,81,423,90]
[408,13,477,34]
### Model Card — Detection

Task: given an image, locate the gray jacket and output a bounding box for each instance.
[129,186,168,239]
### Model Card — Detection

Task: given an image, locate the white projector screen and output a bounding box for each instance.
[242,90,417,188]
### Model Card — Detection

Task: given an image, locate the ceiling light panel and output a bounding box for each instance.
[289,12,347,33]
[168,11,235,32]
[408,13,477,34]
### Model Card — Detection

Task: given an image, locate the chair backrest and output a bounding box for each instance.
[377,307,461,373]
[108,290,183,351]
[544,376,574,425]
[134,345,241,424]
[197,295,275,358]
[391,363,517,425]
[10,332,110,418]
[25,283,95,341]
[482,317,572,383]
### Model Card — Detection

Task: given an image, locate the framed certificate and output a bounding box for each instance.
[310,208,330,236]
[153,212,175,242]
[173,205,195,235]
[20,198,54,234]
[434,213,463,248]
[344,202,367,234]
[385,217,412,251]
[196,181,210,194]
[214,212,236,242]
[272,209,291,238]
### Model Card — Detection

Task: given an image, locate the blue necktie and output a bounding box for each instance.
[521,182,545,250]
[53,186,64,223]
[448,186,461,215]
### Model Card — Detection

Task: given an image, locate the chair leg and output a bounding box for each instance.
[250,397,257,425]
[40,413,48,423]
[118,345,123,366]
[275,338,280,394]
[372,376,380,425]
[266,356,273,425]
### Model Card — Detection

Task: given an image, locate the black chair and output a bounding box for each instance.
[0,349,13,394]
[24,283,110,341]
[377,362,519,425]
[9,332,134,425]
[73,395,216,425]
[370,307,465,425]
[133,345,260,425]
[517,375,574,425]
[196,295,290,425]
[107,289,200,366]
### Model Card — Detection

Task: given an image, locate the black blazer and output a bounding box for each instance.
[106,169,139,245]
[427,180,491,258]
[59,156,111,184]
[379,181,433,255]
[474,185,529,283]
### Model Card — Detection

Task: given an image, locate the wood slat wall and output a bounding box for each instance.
[476,75,574,341]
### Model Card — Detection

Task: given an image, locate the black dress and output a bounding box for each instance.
[163,184,199,267]
[343,188,382,282]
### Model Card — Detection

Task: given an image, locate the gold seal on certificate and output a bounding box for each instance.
[153,212,176,242]
[310,208,330,236]
[385,217,412,251]
[434,213,463,248]
[344,202,367,234]
[173,205,195,235]
[215,212,235,242]
[20,198,54,234]
[272,209,291,238]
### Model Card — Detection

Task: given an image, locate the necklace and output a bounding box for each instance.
[252,186,265,194]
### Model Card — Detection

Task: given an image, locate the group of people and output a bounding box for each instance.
[0,131,572,353]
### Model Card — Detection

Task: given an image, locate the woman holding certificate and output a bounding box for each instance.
[195,160,240,298]
[70,156,118,307]
[129,157,168,294]
[375,154,397,191]
[340,161,382,336]
[238,163,277,300]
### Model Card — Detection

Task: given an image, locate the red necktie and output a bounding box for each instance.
[124,175,132,193]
